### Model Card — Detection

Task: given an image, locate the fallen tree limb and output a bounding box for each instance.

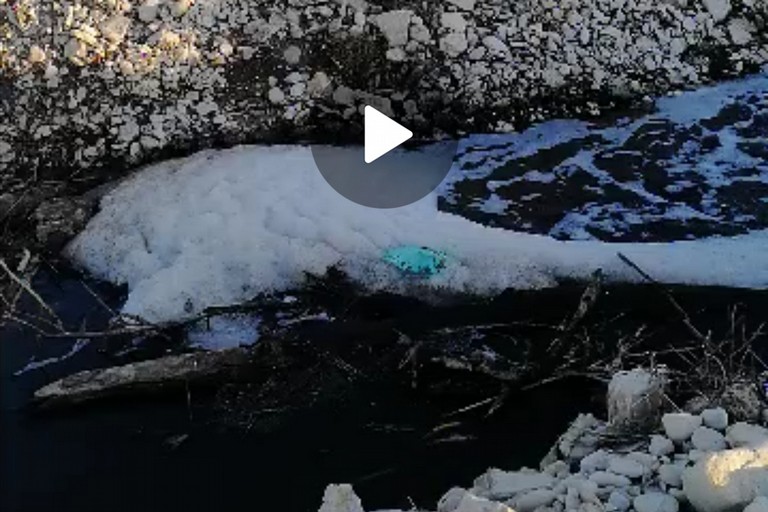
[32,348,252,409]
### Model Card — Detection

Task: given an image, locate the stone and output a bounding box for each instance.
[138,1,160,23]
[510,489,556,512]
[683,447,768,512]
[745,497,768,512]
[659,463,685,488]
[692,427,727,452]
[702,0,732,22]
[169,0,193,17]
[720,381,762,421]
[283,45,302,64]
[580,450,611,473]
[701,408,729,431]
[454,493,513,512]
[101,15,131,44]
[27,45,46,65]
[441,32,468,56]
[608,457,647,479]
[608,491,631,511]
[319,484,364,512]
[439,488,469,512]
[650,435,675,457]
[472,469,554,500]
[633,493,679,512]
[726,423,768,448]
[608,369,666,429]
[446,0,476,10]
[663,413,703,442]
[728,19,754,46]
[268,87,285,104]
[588,471,631,487]
[375,10,413,47]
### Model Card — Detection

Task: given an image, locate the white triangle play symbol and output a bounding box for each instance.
[364,105,413,164]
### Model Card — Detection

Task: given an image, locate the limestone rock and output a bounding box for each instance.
[702,0,732,22]
[683,447,768,512]
[701,408,729,431]
[650,435,675,457]
[472,469,554,500]
[634,493,679,512]
[663,413,703,442]
[726,423,768,448]
[608,368,666,429]
[319,484,365,512]
[692,427,727,452]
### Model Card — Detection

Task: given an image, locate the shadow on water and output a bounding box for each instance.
[0,266,600,512]
[3,265,768,511]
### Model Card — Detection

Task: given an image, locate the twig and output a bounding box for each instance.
[0,258,64,330]
[617,252,707,343]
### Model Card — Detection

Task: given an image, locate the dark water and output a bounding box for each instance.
[0,268,599,512]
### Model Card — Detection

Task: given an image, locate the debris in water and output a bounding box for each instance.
[382,245,448,276]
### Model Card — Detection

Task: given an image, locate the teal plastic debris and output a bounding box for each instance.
[382,246,448,276]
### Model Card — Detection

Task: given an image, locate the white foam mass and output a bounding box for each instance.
[66,143,768,324]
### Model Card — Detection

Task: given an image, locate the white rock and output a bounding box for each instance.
[510,489,556,512]
[28,45,46,65]
[473,470,554,500]
[745,496,768,512]
[445,0,475,10]
[580,450,611,473]
[608,491,631,511]
[702,0,732,22]
[726,423,768,448]
[701,408,729,431]
[385,48,406,62]
[692,427,727,452]
[683,447,768,512]
[268,87,285,104]
[608,369,667,428]
[728,19,754,45]
[101,15,131,44]
[438,488,468,512]
[440,32,468,56]
[283,45,302,64]
[307,72,331,96]
[482,36,508,54]
[318,484,364,512]
[578,479,600,504]
[650,435,675,457]
[608,457,647,479]
[627,452,659,470]
[441,13,467,33]
[633,493,679,512]
[663,413,703,442]
[455,493,513,512]
[588,471,631,488]
[138,0,160,23]
[659,463,685,488]
[375,10,413,47]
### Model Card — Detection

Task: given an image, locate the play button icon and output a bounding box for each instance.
[311,104,458,209]
[364,106,413,164]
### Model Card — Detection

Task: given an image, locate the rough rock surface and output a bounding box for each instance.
[1,0,768,191]
[683,447,768,512]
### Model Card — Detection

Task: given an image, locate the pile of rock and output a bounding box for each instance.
[0,0,767,189]
[319,407,768,512]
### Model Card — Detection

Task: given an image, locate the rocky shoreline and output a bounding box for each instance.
[0,0,766,192]
[319,370,768,512]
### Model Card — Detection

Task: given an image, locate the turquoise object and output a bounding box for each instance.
[382,246,448,276]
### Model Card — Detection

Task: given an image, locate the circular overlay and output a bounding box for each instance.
[312,140,458,209]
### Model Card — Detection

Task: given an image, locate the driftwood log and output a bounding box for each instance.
[32,347,252,408]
